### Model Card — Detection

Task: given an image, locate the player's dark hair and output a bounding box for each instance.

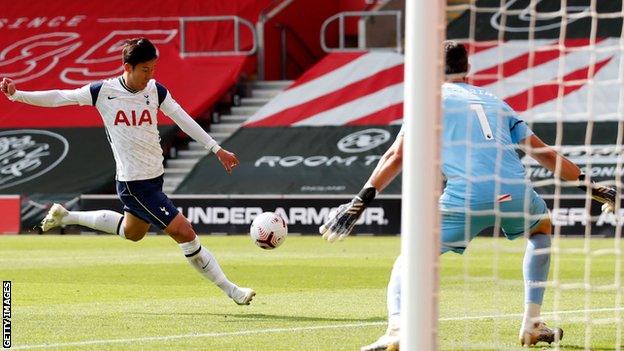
[122,38,158,67]
[444,40,468,75]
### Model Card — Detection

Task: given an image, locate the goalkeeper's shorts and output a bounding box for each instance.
[439,189,548,254]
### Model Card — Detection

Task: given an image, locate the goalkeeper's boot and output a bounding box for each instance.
[361,327,400,351]
[519,322,563,346]
[40,203,68,232]
[230,287,256,306]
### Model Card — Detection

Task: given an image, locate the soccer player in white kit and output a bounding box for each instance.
[0,38,255,306]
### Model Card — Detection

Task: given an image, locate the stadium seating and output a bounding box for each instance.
[176,51,404,197]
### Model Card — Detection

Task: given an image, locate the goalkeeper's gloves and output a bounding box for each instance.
[577,174,617,213]
[319,186,377,242]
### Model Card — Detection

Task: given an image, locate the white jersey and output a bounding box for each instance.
[10,77,220,181]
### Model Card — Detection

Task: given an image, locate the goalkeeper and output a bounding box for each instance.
[320,40,617,350]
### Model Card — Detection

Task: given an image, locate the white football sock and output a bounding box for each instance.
[522,302,542,331]
[387,255,401,331]
[179,236,237,296]
[64,210,125,237]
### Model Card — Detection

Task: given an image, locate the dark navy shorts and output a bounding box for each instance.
[116,175,179,229]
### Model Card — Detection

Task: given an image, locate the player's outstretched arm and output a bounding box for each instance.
[1,77,90,107]
[215,148,239,175]
[367,134,404,192]
[1,78,16,97]
[320,134,404,242]
[523,134,581,181]
[160,92,239,174]
[523,134,617,212]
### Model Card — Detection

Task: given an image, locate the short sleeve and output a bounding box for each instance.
[88,82,103,106]
[505,105,533,144]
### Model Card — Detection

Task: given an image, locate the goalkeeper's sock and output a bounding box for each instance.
[522,233,551,329]
[179,236,237,296]
[64,210,125,237]
[522,303,542,331]
[387,255,401,328]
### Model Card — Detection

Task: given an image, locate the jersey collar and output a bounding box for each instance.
[118,76,139,93]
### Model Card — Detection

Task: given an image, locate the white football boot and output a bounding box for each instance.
[361,326,400,351]
[40,203,69,232]
[230,287,256,305]
[519,322,563,346]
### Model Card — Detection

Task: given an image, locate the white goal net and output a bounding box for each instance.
[436,0,624,349]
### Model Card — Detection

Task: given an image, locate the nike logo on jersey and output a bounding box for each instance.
[107,96,117,100]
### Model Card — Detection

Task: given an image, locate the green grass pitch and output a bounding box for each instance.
[0,235,622,350]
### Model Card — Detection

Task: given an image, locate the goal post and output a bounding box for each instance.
[401,0,444,350]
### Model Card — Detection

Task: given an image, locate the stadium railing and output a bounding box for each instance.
[320,11,403,53]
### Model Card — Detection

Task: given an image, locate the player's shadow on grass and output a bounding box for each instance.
[135,312,385,323]
[550,346,618,351]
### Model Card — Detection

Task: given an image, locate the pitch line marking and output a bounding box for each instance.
[13,307,624,349]
[12,322,383,350]
[439,306,624,321]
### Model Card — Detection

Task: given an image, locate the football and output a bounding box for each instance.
[250,212,288,250]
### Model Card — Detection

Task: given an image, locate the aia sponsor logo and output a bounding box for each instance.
[114,110,153,126]
[0,130,69,189]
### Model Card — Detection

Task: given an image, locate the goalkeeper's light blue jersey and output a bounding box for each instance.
[440,82,534,208]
